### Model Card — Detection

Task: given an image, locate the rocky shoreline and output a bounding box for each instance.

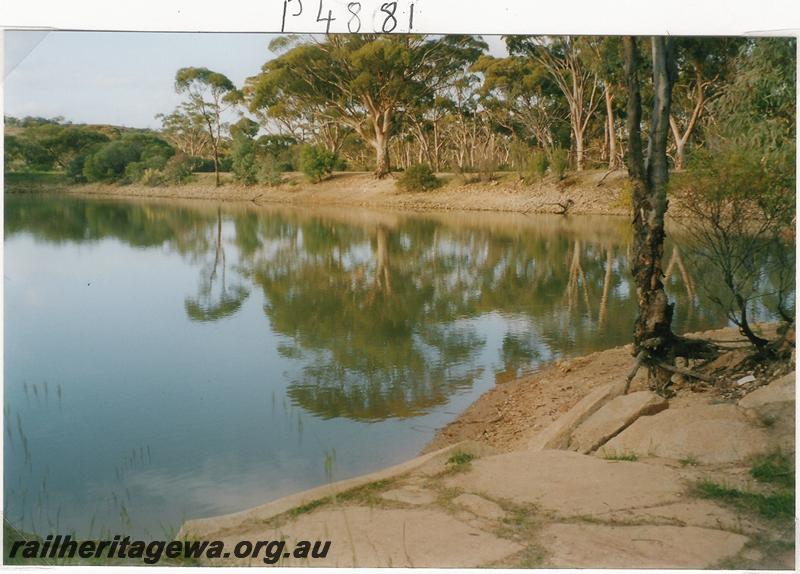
[178,324,795,568]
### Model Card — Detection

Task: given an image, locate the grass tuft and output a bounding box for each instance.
[446,451,475,466]
[750,453,794,488]
[694,481,794,521]
[603,453,638,462]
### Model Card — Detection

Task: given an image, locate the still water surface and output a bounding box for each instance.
[3,194,787,538]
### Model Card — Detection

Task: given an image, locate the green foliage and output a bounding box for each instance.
[446,451,475,466]
[603,453,639,462]
[231,135,258,185]
[694,481,794,521]
[298,145,337,183]
[83,140,141,182]
[163,154,194,184]
[672,142,795,343]
[397,163,442,192]
[246,35,487,176]
[140,168,164,187]
[80,133,174,184]
[523,151,549,184]
[257,155,284,186]
[751,452,794,489]
[549,148,569,180]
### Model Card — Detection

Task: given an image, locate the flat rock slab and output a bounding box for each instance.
[231,506,521,567]
[538,523,749,569]
[570,391,668,453]
[380,486,437,505]
[452,493,505,520]
[529,382,623,451]
[739,371,795,409]
[597,500,764,534]
[601,404,772,464]
[446,450,684,516]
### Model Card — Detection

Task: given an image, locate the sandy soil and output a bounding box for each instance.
[423,324,787,454]
[6,169,640,216]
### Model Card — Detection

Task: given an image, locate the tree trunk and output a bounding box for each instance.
[374,137,390,178]
[605,85,618,169]
[574,123,584,171]
[213,147,220,187]
[673,136,686,171]
[624,36,676,367]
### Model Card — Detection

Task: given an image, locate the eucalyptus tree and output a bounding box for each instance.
[585,37,626,170]
[623,36,717,391]
[668,38,743,170]
[156,105,211,158]
[246,35,487,178]
[508,36,601,171]
[471,53,566,155]
[174,67,241,186]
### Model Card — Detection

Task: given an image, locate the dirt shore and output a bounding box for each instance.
[423,324,787,454]
[5,169,637,216]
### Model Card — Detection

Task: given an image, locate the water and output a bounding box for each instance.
[3,193,790,539]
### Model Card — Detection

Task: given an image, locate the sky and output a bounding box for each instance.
[3,32,507,130]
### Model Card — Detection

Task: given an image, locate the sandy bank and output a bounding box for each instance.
[6,169,638,216]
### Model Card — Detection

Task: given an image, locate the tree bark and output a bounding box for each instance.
[574,126,585,171]
[624,36,676,366]
[605,85,619,169]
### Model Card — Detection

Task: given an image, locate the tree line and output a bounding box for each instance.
[5,35,794,189]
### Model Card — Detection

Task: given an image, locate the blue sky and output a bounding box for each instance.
[4,32,507,130]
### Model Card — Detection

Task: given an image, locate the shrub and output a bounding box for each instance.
[231,137,258,185]
[161,154,193,184]
[123,161,147,183]
[477,155,496,182]
[396,163,441,192]
[140,168,164,187]
[299,145,337,183]
[83,140,140,182]
[257,155,284,186]
[550,148,569,180]
[523,151,549,184]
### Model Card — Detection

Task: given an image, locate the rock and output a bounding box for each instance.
[601,404,771,464]
[380,486,437,505]
[234,506,522,567]
[598,500,764,535]
[538,523,749,569]
[706,347,749,371]
[569,391,668,453]
[452,493,505,520]
[446,450,684,516]
[529,382,624,451]
[736,374,757,385]
[739,371,795,408]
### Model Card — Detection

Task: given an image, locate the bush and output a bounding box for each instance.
[140,168,164,187]
[299,145,337,183]
[550,148,569,180]
[161,154,193,184]
[123,161,147,183]
[396,164,441,192]
[83,140,140,182]
[257,156,284,186]
[523,151,549,184]
[81,134,174,184]
[231,137,258,185]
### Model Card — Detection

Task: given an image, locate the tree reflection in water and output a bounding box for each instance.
[6,195,792,423]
